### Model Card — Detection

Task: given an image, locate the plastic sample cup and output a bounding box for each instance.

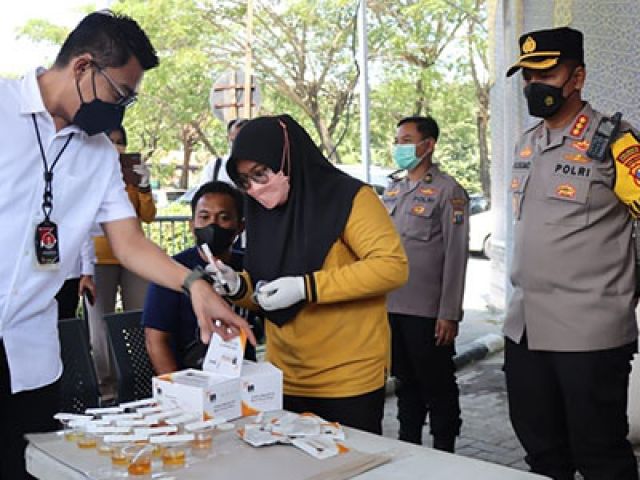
[64,428,84,442]
[125,445,153,476]
[76,433,97,449]
[110,445,129,469]
[191,428,214,451]
[162,445,188,469]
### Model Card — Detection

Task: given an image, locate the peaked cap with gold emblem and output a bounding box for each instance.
[506,26,584,77]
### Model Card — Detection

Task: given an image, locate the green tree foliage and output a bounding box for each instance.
[112,0,229,189]
[365,0,487,194]
[17,0,488,194]
[18,19,69,47]
[203,0,359,162]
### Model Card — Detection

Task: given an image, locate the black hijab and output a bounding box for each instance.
[227,114,363,326]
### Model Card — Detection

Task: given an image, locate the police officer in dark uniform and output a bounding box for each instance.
[383,116,469,451]
[505,26,639,479]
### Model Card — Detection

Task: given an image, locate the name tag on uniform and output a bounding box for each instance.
[553,162,592,178]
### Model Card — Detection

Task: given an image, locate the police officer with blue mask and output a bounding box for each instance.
[383,115,469,451]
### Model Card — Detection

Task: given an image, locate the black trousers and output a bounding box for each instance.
[0,342,60,479]
[389,313,461,445]
[505,336,638,480]
[55,277,80,320]
[284,386,386,435]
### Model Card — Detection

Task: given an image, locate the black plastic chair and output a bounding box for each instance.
[58,317,101,413]
[104,310,154,403]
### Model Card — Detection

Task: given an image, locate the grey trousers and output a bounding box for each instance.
[86,264,148,389]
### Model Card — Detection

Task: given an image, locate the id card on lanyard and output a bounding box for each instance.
[31,114,74,271]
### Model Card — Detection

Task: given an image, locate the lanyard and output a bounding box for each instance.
[31,114,74,221]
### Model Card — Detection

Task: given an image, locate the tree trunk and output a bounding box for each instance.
[414,78,427,115]
[310,111,340,163]
[180,139,192,190]
[191,120,219,158]
[466,3,491,200]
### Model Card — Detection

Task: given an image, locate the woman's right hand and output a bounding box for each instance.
[205,260,241,296]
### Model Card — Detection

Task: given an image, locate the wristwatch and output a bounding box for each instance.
[181,266,213,297]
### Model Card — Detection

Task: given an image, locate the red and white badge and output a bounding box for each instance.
[34,219,61,270]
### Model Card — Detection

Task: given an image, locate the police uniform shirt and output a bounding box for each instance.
[0,69,136,393]
[505,102,639,351]
[384,164,469,321]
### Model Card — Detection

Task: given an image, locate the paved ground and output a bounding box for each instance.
[381,349,530,472]
[455,254,503,346]
[381,255,640,478]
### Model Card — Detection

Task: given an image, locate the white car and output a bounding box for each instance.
[469,209,492,258]
[334,164,396,195]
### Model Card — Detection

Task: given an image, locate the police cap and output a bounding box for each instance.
[506,26,584,77]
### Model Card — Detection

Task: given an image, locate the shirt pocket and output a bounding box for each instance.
[544,177,590,226]
[404,201,438,241]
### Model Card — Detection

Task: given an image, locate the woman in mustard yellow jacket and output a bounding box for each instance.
[87,125,156,390]
[215,115,408,434]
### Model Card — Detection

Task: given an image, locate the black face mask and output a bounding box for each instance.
[194,224,236,257]
[72,77,125,136]
[523,69,575,119]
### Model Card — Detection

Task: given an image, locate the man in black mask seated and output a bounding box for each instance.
[143,181,262,374]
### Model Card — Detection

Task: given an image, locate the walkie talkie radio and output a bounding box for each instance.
[587,112,622,162]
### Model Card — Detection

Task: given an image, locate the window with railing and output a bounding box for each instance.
[142,216,191,256]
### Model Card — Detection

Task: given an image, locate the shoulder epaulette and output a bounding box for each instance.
[523,119,544,134]
[388,169,405,182]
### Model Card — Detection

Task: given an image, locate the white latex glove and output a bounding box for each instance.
[255,276,306,311]
[133,163,151,188]
[205,259,241,296]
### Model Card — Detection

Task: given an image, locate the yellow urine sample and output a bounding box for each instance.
[111,451,129,467]
[128,458,152,476]
[77,436,97,449]
[64,430,84,442]
[152,444,165,458]
[162,448,186,467]
[191,436,212,450]
[97,443,113,456]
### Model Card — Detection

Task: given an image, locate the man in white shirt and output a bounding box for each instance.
[0,11,253,478]
[198,118,249,186]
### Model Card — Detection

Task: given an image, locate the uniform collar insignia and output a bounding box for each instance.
[568,114,589,139]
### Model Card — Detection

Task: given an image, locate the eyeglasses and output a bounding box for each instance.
[236,164,272,191]
[93,63,138,108]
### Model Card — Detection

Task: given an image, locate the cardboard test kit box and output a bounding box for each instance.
[240,360,283,416]
[153,331,282,420]
[152,369,241,420]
